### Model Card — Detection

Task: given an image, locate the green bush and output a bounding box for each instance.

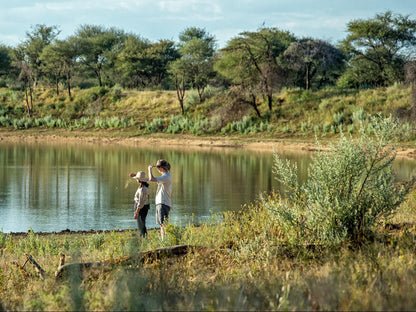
[145,118,165,133]
[264,115,415,244]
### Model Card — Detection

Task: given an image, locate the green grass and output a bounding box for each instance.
[1,200,416,310]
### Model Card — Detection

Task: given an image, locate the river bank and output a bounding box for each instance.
[1,128,416,159]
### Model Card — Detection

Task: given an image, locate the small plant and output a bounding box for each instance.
[352,107,367,123]
[333,112,345,125]
[145,118,165,133]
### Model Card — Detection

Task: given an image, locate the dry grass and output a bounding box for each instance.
[1,196,416,310]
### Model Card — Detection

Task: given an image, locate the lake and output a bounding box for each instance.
[1,141,415,233]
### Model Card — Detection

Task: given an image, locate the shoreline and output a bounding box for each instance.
[2,129,416,236]
[1,128,416,159]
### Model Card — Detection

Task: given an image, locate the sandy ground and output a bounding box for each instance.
[1,128,416,159]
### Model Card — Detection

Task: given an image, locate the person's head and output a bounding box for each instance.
[133,171,148,184]
[156,159,170,172]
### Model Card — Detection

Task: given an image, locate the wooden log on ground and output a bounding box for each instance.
[10,261,29,277]
[55,245,212,278]
[25,254,45,279]
[55,261,111,278]
[137,245,211,263]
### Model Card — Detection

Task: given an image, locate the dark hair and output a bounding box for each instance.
[156,159,171,171]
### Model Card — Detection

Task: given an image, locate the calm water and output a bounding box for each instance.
[1,141,415,233]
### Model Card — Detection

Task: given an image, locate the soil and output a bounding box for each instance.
[1,128,416,159]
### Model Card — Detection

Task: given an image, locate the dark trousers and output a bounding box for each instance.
[134,203,150,237]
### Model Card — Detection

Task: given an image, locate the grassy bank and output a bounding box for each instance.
[1,199,416,311]
[0,85,415,142]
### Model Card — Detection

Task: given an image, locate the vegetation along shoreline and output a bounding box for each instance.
[2,9,416,311]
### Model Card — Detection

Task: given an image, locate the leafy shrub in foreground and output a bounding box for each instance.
[264,115,415,244]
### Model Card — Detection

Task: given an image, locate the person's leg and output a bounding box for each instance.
[159,204,170,241]
[137,204,149,237]
[156,204,170,240]
[156,204,162,239]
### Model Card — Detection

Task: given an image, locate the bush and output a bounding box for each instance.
[264,115,415,244]
[145,118,165,133]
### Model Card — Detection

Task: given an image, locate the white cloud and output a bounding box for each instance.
[158,0,222,14]
[0,0,415,47]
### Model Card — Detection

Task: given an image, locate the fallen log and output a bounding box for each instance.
[139,244,212,262]
[55,245,212,278]
[55,261,111,278]
[25,254,45,279]
[10,261,29,277]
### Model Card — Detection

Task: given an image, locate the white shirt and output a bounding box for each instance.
[155,172,172,207]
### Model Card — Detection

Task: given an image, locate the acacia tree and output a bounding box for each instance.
[116,35,152,88]
[340,10,416,87]
[40,38,79,96]
[217,28,295,111]
[21,24,61,87]
[283,39,345,90]
[116,36,178,89]
[177,27,216,104]
[147,40,179,88]
[11,24,60,116]
[12,46,34,116]
[0,44,12,84]
[75,25,126,87]
[168,58,190,115]
[215,39,262,117]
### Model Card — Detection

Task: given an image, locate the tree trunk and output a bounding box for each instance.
[66,71,71,97]
[197,85,203,104]
[267,93,273,111]
[175,74,186,115]
[55,77,59,96]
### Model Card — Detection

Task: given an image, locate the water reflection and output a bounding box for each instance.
[0,142,414,233]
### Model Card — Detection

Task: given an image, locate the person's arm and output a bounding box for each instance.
[148,165,157,182]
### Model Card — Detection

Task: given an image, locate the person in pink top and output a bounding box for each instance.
[148,159,172,240]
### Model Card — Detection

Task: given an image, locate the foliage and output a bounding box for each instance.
[282,39,345,90]
[340,10,416,87]
[264,115,415,243]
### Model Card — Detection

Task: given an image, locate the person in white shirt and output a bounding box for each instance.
[129,171,150,238]
[148,159,172,241]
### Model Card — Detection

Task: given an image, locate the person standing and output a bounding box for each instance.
[129,171,150,238]
[148,159,172,241]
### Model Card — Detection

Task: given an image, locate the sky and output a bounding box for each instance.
[0,0,415,48]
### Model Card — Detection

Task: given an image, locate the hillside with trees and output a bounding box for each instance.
[0,10,415,140]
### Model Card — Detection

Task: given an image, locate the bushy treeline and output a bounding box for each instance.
[0,10,415,117]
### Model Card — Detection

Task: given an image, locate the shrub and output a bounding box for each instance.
[333,112,345,125]
[264,115,415,244]
[145,118,165,133]
[352,108,367,124]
